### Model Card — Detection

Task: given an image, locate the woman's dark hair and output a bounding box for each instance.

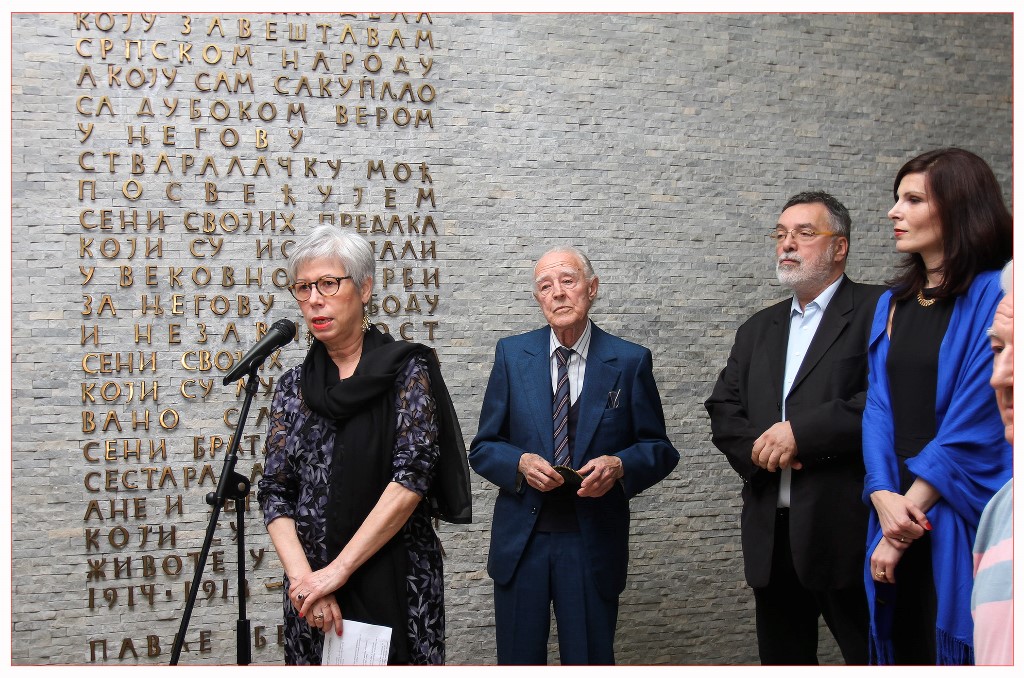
[888,147,1012,300]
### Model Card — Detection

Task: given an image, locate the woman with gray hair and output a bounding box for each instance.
[257,225,470,664]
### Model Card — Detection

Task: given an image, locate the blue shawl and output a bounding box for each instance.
[861,269,1012,665]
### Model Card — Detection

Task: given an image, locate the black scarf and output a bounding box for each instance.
[300,325,470,663]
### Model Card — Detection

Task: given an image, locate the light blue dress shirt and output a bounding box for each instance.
[777,275,844,507]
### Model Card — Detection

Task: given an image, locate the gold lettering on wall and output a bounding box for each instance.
[73,12,440,662]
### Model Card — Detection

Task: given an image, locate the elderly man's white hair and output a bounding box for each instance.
[538,246,596,279]
[999,260,1012,295]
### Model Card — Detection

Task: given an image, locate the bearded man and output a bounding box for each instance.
[705,191,884,664]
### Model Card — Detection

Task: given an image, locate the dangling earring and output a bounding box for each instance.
[361,308,371,333]
[305,330,314,346]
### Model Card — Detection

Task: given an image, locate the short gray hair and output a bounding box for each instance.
[1000,260,1012,295]
[287,225,375,287]
[537,246,596,280]
[782,191,852,242]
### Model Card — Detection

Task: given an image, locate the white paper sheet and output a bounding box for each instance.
[321,619,392,665]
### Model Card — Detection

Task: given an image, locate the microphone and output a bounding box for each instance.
[222,319,297,385]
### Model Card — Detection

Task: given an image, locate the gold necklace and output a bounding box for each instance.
[916,290,936,307]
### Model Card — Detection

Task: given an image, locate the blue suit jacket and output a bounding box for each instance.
[469,323,679,599]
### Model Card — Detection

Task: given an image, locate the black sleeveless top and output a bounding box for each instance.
[886,289,955,491]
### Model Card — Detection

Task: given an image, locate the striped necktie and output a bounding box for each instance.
[552,346,573,467]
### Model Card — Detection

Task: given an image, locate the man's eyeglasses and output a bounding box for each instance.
[287,275,352,301]
[769,227,839,244]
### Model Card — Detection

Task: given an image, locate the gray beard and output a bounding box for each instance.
[776,247,836,293]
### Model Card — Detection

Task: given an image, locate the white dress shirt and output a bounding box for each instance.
[548,319,592,406]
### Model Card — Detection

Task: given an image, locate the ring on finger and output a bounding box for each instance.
[297,593,305,601]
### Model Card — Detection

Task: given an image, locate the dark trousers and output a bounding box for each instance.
[753,508,870,665]
[493,531,617,665]
[889,533,937,664]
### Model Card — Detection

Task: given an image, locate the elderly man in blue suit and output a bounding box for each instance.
[469,246,679,665]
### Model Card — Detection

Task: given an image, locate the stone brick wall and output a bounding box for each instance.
[9,12,1012,665]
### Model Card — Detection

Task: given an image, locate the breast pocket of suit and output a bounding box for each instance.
[829,351,868,399]
[595,405,632,447]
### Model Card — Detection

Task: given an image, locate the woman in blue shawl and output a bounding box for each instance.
[862,148,1012,665]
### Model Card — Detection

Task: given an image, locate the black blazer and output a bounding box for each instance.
[705,276,885,591]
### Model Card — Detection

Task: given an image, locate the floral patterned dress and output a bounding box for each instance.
[257,355,445,664]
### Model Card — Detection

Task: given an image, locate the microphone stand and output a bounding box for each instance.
[170,363,260,665]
